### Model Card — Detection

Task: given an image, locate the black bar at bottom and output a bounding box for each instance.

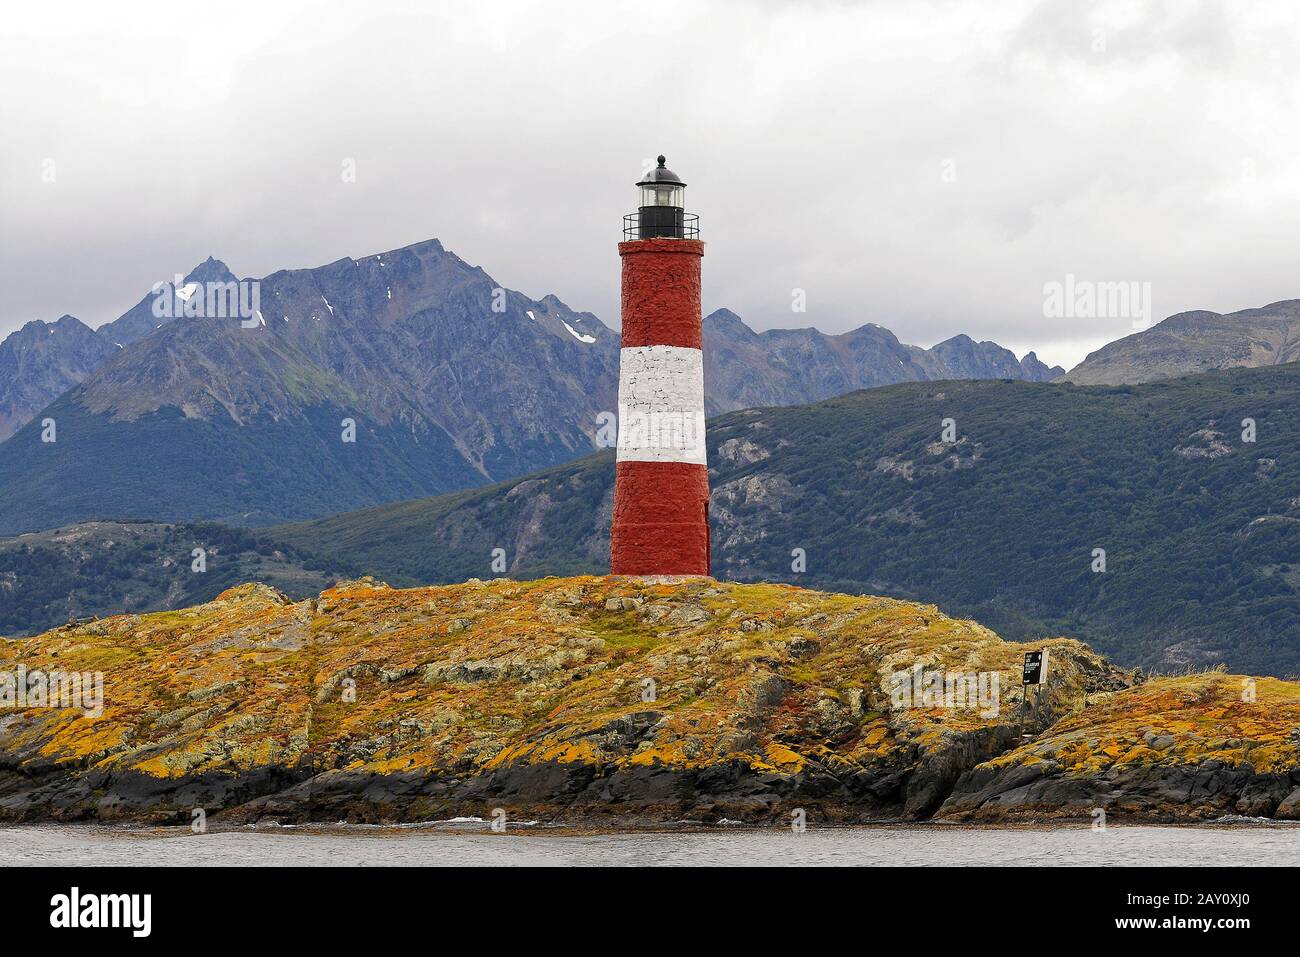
[0,865,1280,943]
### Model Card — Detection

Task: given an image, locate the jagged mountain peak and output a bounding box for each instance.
[11,315,90,338]
[184,256,236,280]
[1019,351,1067,382]
[703,308,758,341]
[539,293,576,311]
[90,256,240,349]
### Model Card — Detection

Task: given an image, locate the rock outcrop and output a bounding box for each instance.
[0,576,1292,826]
[939,672,1300,822]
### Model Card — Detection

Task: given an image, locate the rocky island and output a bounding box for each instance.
[3,576,1299,826]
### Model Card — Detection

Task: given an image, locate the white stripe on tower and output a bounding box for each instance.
[616,345,707,466]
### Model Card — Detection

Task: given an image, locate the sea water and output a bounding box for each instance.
[4,821,1300,866]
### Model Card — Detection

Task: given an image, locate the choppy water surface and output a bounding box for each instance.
[5,821,1300,866]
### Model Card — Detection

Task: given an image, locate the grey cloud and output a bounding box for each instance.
[2,0,1299,372]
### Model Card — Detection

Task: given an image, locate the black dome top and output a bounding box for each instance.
[636,155,685,187]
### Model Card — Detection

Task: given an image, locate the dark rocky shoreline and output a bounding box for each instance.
[8,753,1300,827]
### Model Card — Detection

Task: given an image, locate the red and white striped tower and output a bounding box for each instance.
[611,155,710,576]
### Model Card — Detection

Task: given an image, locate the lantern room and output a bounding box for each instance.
[626,155,698,239]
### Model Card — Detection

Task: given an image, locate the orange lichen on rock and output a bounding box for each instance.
[3,575,1289,825]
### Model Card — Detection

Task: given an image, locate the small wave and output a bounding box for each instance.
[1208,814,1300,826]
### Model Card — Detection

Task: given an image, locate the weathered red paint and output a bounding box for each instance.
[610,461,711,575]
[617,239,705,349]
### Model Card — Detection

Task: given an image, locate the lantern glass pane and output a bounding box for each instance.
[639,184,684,208]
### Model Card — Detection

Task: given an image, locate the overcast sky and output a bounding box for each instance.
[3,0,1300,369]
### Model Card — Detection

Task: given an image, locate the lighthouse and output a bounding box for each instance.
[610,155,711,576]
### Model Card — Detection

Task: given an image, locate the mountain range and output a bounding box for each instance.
[0,238,1061,534]
[0,240,623,533]
[701,309,1061,414]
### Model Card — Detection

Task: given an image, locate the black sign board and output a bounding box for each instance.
[1023,650,1047,686]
